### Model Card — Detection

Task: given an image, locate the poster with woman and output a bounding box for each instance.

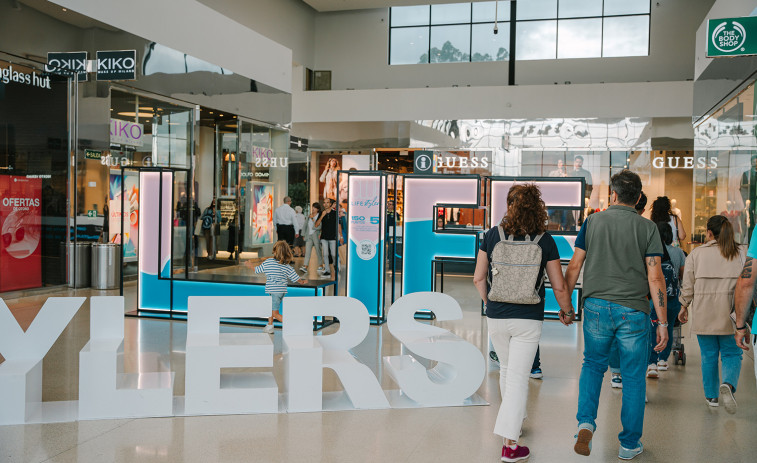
[108,170,139,261]
[248,182,274,245]
[318,154,371,202]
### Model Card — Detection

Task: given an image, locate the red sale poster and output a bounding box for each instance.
[0,176,42,292]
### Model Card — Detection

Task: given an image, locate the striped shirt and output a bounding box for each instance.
[254,258,300,294]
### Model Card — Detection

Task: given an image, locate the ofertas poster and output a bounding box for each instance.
[248,182,273,245]
[0,176,42,291]
[109,170,139,261]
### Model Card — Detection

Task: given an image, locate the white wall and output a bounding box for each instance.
[197,0,316,69]
[49,0,293,93]
[293,81,694,123]
[694,0,757,79]
[312,1,714,90]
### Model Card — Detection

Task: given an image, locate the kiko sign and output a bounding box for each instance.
[0,293,486,425]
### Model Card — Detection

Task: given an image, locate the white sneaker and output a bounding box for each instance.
[720,383,737,414]
[657,360,668,371]
[611,374,623,389]
[263,324,274,334]
[646,364,659,379]
[299,265,307,272]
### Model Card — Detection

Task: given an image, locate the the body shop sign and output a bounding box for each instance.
[707,17,757,57]
[110,119,144,147]
[0,176,42,292]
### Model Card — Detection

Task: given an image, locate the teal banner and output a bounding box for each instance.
[707,16,757,57]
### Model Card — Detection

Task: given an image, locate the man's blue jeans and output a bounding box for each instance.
[577,298,649,449]
[696,335,742,399]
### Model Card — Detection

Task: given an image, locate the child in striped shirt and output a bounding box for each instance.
[247,241,307,333]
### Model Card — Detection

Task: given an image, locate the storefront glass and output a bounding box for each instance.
[694,80,757,246]
[0,54,70,292]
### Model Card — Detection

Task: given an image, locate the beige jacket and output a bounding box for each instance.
[679,240,746,335]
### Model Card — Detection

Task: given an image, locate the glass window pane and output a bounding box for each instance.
[472,1,510,22]
[604,0,650,16]
[558,0,602,18]
[472,23,510,61]
[390,27,430,64]
[517,0,557,20]
[558,18,602,58]
[516,20,557,60]
[391,5,429,27]
[431,3,471,25]
[430,25,471,62]
[603,16,649,57]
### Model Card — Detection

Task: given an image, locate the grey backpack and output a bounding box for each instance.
[487,226,545,304]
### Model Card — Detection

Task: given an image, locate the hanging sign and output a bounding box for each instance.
[45,52,88,81]
[707,17,757,57]
[96,50,136,81]
[85,149,102,160]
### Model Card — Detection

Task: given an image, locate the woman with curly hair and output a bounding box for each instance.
[473,183,575,462]
[650,196,686,247]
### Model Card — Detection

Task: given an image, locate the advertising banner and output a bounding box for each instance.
[109,170,139,261]
[346,174,385,317]
[249,183,274,245]
[707,17,757,57]
[110,119,144,147]
[0,176,42,291]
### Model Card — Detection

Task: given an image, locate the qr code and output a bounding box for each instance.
[361,243,372,255]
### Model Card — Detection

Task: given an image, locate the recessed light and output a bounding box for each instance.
[62,8,67,12]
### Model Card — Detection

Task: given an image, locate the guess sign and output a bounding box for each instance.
[110,119,144,147]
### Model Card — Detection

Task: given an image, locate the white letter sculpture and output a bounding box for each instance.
[384,292,485,406]
[79,296,174,419]
[283,296,389,412]
[0,297,85,425]
[184,296,278,415]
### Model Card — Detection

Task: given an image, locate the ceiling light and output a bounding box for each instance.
[62,8,67,12]
[117,111,154,118]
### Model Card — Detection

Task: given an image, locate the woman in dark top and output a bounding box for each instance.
[473,184,575,462]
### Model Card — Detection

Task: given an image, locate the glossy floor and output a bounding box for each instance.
[1,277,755,463]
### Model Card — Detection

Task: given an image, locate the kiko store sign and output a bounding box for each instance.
[652,156,718,169]
[45,50,136,81]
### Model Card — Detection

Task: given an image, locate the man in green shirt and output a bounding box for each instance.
[564,170,669,461]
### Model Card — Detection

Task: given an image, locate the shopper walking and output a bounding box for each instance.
[733,228,757,387]
[650,196,686,247]
[564,170,668,461]
[646,222,681,379]
[473,183,575,463]
[293,205,306,257]
[678,215,745,413]
[300,202,324,272]
[316,197,338,277]
[200,201,220,260]
[248,241,306,334]
[273,196,298,248]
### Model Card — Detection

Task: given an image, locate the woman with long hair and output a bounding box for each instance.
[679,215,745,413]
[473,184,575,462]
[320,158,339,201]
[650,196,686,247]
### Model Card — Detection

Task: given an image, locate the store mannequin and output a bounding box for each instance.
[746,200,752,231]
[723,200,742,242]
[670,199,682,219]
[600,199,605,210]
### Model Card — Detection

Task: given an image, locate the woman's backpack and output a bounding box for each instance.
[487,226,545,305]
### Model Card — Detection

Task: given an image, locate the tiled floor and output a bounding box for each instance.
[1,275,755,462]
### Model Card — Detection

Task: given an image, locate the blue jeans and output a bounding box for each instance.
[577,298,649,449]
[696,335,743,399]
[271,293,284,312]
[609,340,620,374]
[648,299,681,364]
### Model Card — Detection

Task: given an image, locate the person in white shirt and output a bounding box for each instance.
[273,196,298,248]
[293,205,306,257]
[300,202,325,272]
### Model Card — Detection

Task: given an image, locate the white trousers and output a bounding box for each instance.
[320,239,336,269]
[488,317,542,441]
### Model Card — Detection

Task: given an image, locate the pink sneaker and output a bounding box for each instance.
[502,444,530,462]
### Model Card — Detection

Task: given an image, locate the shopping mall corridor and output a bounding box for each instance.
[0,276,755,463]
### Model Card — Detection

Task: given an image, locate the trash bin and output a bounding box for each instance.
[67,242,91,288]
[91,243,120,290]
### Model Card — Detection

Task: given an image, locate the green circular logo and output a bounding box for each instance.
[711,20,747,53]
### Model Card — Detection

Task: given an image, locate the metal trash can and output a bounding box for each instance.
[91,243,120,290]
[67,242,91,288]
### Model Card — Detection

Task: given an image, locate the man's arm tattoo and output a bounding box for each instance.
[740,257,753,279]
[647,257,657,267]
[657,289,665,308]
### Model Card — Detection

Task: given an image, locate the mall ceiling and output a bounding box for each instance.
[303,0,492,12]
